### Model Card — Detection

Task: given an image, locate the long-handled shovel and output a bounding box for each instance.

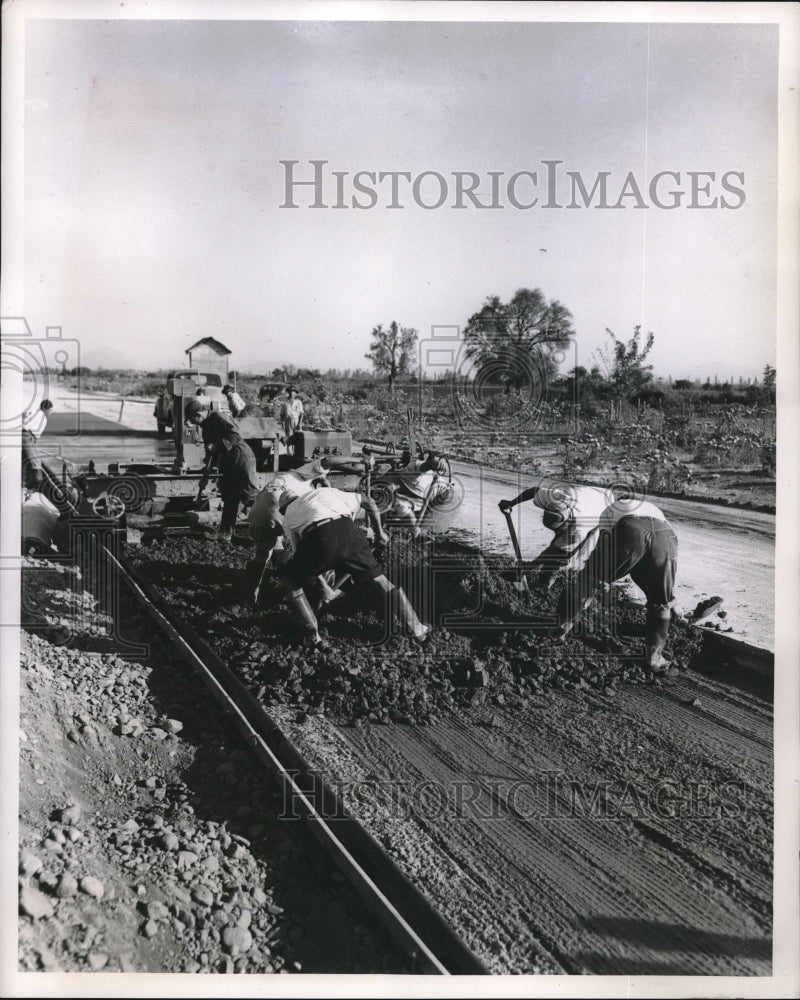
[502,508,530,592]
[253,551,273,605]
[413,474,440,535]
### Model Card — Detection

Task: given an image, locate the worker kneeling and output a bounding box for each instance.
[276,482,431,649]
[552,498,678,671]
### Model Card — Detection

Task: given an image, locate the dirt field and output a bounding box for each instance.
[123,531,772,975]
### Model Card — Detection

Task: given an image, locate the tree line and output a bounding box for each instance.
[364,288,775,406]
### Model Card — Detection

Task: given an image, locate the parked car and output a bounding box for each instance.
[258,381,288,405]
[154,370,227,434]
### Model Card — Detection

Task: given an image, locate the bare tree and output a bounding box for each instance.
[596,325,655,399]
[365,321,418,393]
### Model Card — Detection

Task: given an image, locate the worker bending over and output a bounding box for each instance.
[499,482,612,587]
[276,480,431,649]
[247,458,332,566]
[385,449,450,536]
[185,398,258,543]
[552,496,678,671]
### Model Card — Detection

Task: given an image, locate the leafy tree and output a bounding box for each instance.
[597,325,655,399]
[463,288,574,393]
[365,321,418,393]
[762,364,776,392]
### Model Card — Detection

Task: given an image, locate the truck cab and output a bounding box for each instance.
[154,370,229,434]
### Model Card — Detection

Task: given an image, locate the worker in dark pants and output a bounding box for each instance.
[550,497,678,671]
[276,481,431,649]
[186,398,258,543]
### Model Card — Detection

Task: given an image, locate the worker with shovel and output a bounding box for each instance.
[244,458,332,599]
[275,480,431,649]
[548,496,678,672]
[185,398,258,543]
[498,483,612,589]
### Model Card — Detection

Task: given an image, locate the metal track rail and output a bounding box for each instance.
[103,546,489,976]
[700,628,773,679]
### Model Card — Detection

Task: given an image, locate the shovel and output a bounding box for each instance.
[253,551,273,605]
[413,473,440,534]
[502,508,530,592]
[317,572,351,608]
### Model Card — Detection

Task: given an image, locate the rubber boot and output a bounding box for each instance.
[391,586,431,645]
[645,610,671,671]
[287,590,321,644]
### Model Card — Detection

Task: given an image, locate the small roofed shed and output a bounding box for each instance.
[185,337,232,380]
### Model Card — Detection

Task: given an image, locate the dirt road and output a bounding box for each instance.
[437,461,775,651]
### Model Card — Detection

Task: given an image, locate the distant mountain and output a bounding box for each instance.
[79,345,145,370]
[76,346,277,374]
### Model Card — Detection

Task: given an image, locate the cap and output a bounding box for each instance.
[222,384,234,394]
[278,487,301,511]
[534,483,576,513]
[184,398,207,420]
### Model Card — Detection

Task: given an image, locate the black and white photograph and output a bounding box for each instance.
[1,1,798,995]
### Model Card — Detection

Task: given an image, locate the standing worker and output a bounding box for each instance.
[276,481,431,649]
[21,399,54,490]
[549,496,678,671]
[498,482,612,587]
[185,398,258,543]
[222,384,247,419]
[279,385,304,453]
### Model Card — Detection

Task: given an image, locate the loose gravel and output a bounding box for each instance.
[18,558,410,974]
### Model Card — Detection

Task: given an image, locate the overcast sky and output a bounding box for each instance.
[18,11,779,379]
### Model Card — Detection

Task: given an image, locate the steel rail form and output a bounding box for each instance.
[102,546,490,976]
[699,629,773,679]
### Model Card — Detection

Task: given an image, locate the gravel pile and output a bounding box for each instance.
[129,530,705,726]
[17,558,409,974]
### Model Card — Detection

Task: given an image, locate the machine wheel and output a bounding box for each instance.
[91,493,127,520]
[21,537,51,557]
[357,475,395,515]
[105,475,154,513]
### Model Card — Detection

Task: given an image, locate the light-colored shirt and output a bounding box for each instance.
[226,391,246,417]
[394,468,437,501]
[249,460,330,535]
[566,498,669,570]
[597,498,668,530]
[280,397,304,431]
[282,487,361,551]
[533,484,612,551]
